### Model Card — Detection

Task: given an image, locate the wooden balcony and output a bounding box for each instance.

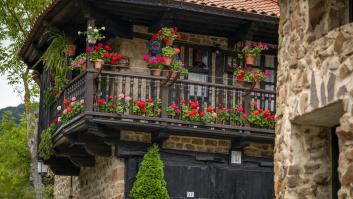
[40,69,276,174]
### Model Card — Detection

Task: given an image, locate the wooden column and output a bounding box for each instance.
[85,19,96,112]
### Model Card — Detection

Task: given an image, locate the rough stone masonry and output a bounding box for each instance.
[275,0,353,198]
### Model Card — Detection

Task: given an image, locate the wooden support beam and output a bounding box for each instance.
[231,137,250,149]
[151,131,170,145]
[69,155,96,167]
[149,10,174,32]
[228,22,258,48]
[45,157,80,176]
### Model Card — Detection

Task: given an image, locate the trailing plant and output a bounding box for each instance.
[39,124,57,160]
[171,60,188,75]
[144,55,165,69]
[53,75,69,94]
[130,144,170,199]
[162,46,175,57]
[60,97,85,123]
[36,32,70,78]
[43,87,56,106]
[238,41,268,58]
[71,53,86,71]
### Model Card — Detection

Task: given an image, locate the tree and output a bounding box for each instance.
[130,144,170,199]
[0,111,34,198]
[0,0,51,198]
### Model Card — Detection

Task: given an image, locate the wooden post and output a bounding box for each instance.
[85,19,96,112]
[243,93,251,127]
[160,86,169,119]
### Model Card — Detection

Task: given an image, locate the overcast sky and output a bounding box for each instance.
[0,40,22,109]
[0,74,22,109]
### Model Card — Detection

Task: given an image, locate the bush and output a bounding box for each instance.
[130,144,170,199]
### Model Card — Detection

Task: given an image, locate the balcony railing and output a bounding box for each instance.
[44,70,276,137]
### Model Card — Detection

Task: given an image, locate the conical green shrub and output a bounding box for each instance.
[130,144,170,199]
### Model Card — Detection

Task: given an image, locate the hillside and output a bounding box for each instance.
[0,104,25,124]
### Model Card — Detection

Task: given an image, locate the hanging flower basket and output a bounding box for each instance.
[245,55,256,65]
[152,68,162,76]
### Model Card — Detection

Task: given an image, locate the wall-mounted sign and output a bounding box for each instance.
[230,150,242,164]
[187,192,195,198]
[148,39,162,55]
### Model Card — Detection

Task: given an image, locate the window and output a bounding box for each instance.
[189,72,208,98]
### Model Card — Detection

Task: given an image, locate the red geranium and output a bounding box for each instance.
[98,98,105,106]
[207,106,213,113]
[64,99,69,105]
[237,106,244,113]
[199,111,205,118]
[104,45,112,51]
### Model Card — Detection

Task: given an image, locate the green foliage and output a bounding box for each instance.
[0,104,25,124]
[171,60,188,75]
[39,124,57,160]
[162,46,174,57]
[36,32,70,78]
[130,144,170,199]
[0,111,34,198]
[44,87,56,106]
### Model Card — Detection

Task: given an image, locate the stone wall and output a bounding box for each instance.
[54,157,124,199]
[120,130,273,157]
[276,0,353,198]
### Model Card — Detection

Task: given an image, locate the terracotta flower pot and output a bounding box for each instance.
[254,80,261,89]
[245,55,256,65]
[236,80,244,87]
[164,57,172,65]
[94,59,104,70]
[152,68,162,76]
[165,39,174,46]
[66,44,76,57]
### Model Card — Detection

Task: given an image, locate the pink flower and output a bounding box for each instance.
[158,57,165,62]
[254,110,260,115]
[237,106,244,113]
[143,55,150,61]
[70,102,76,107]
[263,71,271,76]
[175,109,181,114]
[119,93,125,99]
[211,112,217,118]
[150,59,157,65]
[242,113,247,119]
[80,99,85,104]
[71,97,76,102]
[253,101,258,108]
[125,96,132,102]
[171,103,177,109]
[148,98,153,103]
[63,109,67,115]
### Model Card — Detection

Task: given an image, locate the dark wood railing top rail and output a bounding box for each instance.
[98,70,276,95]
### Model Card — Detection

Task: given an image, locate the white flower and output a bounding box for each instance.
[57,106,62,111]
[94,28,98,32]
[101,26,105,30]
[88,26,92,29]
[58,117,61,122]
[78,31,81,35]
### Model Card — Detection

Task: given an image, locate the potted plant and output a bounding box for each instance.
[239,41,268,65]
[143,55,165,76]
[78,26,105,45]
[162,46,174,65]
[87,43,106,69]
[71,53,87,71]
[170,60,188,80]
[253,69,271,89]
[234,67,271,88]
[152,27,180,46]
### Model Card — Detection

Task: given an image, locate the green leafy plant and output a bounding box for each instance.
[247,101,275,128]
[36,32,70,78]
[229,105,247,126]
[97,96,114,113]
[39,124,57,160]
[130,144,170,199]
[78,26,105,44]
[71,53,86,71]
[171,60,188,75]
[234,67,271,82]
[116,94,131,115]
[143,55,165,69]
[151,27,180,43]
[162,46,175,57]
[43,87,56,106]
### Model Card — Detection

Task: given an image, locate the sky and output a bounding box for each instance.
[0,74,22,109]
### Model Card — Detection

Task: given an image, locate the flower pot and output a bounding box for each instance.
[94,59,104,70]
[169,70,179,80]
[165,39,174,46]
[81,63,87,71]
[164,57,172,65]
[254,80,261,89]
[245,55,256,65]
[66,44,76,57]
[152,68,162,76]
[236,81,244,87]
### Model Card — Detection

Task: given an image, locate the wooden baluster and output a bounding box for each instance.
[130,77,134,100]
[114,76,118,113]
[138,77,142,100]
[194,84,198,102]
[201,85,205,111]
[161,86,169,119]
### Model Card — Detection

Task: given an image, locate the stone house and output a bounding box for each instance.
[19,0,280,198]
[275,0,353,198]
